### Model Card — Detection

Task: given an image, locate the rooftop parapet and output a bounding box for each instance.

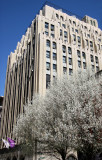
[82,15,98,28]
[41,2,98,28]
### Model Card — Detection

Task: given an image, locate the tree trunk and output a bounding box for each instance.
[61,151,66,160]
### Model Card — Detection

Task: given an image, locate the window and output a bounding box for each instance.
[84,26,87,29]
[45,31,49,36]
[46,62,50,70]
[69,19,71,24]
[73,34,76,41]
[53,76,55,79]
[51,33,54,38]
[77,50,81,58]
[58,22,60,26]
[62,45,66,53]
[90,55,94,62]
[46,51,50,58]
[60,16,63,21]
[72,28,74,32]
[91,65,94,70]
[46,74,50,88]
[69,68,73,75]
[63,67,67,73]
[78,61,81,68]
[53,53,57,60]
[95,31,98,34]
[90,41,93,48]
[83,62,87,69]
[64,31,67,38]
[56,14,59,19]
[86,39,88,46]
[45,22,49,29]
[60,29,62,36]
[73,21,76,26]
[46,40,50,47]
[96,66,99,72]
[62,24,66,28]
[90,20,93,25]
[53,42,56,49]
[69,58,72,65]
[68,47,72,54]
[75,29,78,33]
[95,56,98,63]
[87,34,90,38]
[82,52,86,59]
[98,39,101,42]
[53,64,57,71]
[77,36,81,43]
[51,24,54,31]
[63,56,66,63]
[93,21,95,26]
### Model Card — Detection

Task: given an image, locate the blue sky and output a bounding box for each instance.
[0,0,102,96]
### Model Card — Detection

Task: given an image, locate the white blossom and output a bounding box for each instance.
[13,69,102,160]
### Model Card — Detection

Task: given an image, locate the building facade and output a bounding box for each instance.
[0,2,102,148]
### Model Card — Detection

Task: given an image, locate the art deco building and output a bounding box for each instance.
[0,2,102,147]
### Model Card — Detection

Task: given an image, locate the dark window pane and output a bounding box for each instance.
[69,58,72,65]
[90,55,94,62]
[73,34,76,41]
[46,40,50,47]
[45,22,49,29]
[60,29,62,36]
[62,45,66,53]
[53,53,57,60]
[46,74,50,88]
[63,67,67,73]
[69,68,73,75]
[83,62,87,69]
[53,64,57,71]
[53,42,56,49]
[68,47,72,54]
[95,56,98,63]
[96,66,99,72]
[64,31,67,38]
[51,24,54,31]
[77,50,80,58]
[63,56,66,63]
[78,61,81,68]
[46,62,50,70]
[82,52,86,59]
[46,51,50,58]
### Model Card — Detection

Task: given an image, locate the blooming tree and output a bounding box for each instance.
[71,71,102,160]
[13,70,102,160]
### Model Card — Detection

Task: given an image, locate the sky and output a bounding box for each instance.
[0,0,102,96]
